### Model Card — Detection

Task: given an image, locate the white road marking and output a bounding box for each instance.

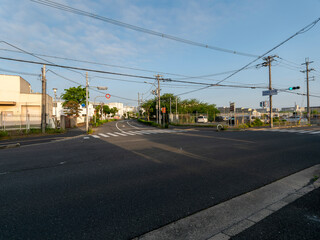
[128,131,144,135]
[98,133,110,138]
[127,120,140,129]
[113,132,128,136]
[106,133,119,137]
[92,135,100,138]
[123,132,136,135]
[115,121,125,132]
[308,131,320,134]
[83,136,90,139]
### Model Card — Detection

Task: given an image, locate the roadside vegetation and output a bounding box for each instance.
[0,128,66,140]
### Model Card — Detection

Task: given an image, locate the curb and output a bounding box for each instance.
[134,164,320,240]
[0,143,20,149]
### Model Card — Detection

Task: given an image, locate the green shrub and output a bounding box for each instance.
[252,118,264,127]
[238,124,248,129]
[0,131,8,138]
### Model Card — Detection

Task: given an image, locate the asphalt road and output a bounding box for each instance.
[1,120,320,239]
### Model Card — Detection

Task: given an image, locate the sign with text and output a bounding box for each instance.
[262,89,278,96]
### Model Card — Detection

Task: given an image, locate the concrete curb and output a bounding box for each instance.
[133,164,320,240]
[0,143,20,149]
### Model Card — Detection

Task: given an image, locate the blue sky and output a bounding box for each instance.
[1,0,320,109]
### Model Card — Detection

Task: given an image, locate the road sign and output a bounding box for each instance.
[161,107,166,113]
[81,103,85,107]
[105,94,111,99]
[262,89,278,96]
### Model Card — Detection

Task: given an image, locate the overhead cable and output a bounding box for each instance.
[30,0,258,58]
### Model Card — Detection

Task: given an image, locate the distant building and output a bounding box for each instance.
[0,74,52,127]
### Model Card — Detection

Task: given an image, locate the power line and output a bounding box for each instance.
[0,67,40,76]
[0,56,160,80]
[30,0,258,58]
[0,47,262,85]
[48,69,137,102]
[0,56,270,89]
[176,16,320,96]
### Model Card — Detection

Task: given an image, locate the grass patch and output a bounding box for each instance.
[91,118,118,128]
[138,119,164,128]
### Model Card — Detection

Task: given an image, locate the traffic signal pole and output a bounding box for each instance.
[301,58,314,125]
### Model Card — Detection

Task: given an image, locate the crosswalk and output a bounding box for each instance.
[88,129,188,139]
[259,128,320,136]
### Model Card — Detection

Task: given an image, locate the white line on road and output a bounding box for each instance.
[113,132,128,136]
[308,131,320,134]
[122,132,136,135]
[106,133,119,137]
[98,133,110,138]
[91,135,100,138]
[128,131,144,135]
[127,120,140,129]
[116,121,125,132]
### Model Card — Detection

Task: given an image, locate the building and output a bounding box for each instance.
[0,74,53,128]
[107,102,124,118]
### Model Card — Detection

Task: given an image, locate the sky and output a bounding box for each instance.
[1,0,320,109]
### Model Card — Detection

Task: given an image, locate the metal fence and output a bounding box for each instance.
[0,113,41,131]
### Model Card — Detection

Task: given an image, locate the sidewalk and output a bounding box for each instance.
[231,187,320,240]
[0,127,86,148]
[134,165,320,240]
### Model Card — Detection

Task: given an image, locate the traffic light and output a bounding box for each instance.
[288,86,300,90]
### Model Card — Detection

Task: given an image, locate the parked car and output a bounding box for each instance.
[197,116,208,123]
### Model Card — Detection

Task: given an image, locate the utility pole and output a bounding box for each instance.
[41,65,46,133]
[176,97,178,115]
[170,97,172,115]
[263,56,277,128]
[301,58,314,125]
[155,74,162,124]
[138,92,140,118]
[86,72,89,133]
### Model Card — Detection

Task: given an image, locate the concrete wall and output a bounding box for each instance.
[0,74,52,117]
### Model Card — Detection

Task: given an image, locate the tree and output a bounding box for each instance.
[63,100,82,117]
[61,86,87,117]
[61,86,87,105]
[110,107,118,117]
[141,99,156,121]
[103,105,111,118]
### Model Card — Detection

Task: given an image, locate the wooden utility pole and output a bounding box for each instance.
[41,65,46,133]
[86,72,89,132]
[155,74,162,124]
[263,56,277,128]
[301,58,314,124]
[138,92,140,118]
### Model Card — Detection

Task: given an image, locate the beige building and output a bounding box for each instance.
[0,74,52,128]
